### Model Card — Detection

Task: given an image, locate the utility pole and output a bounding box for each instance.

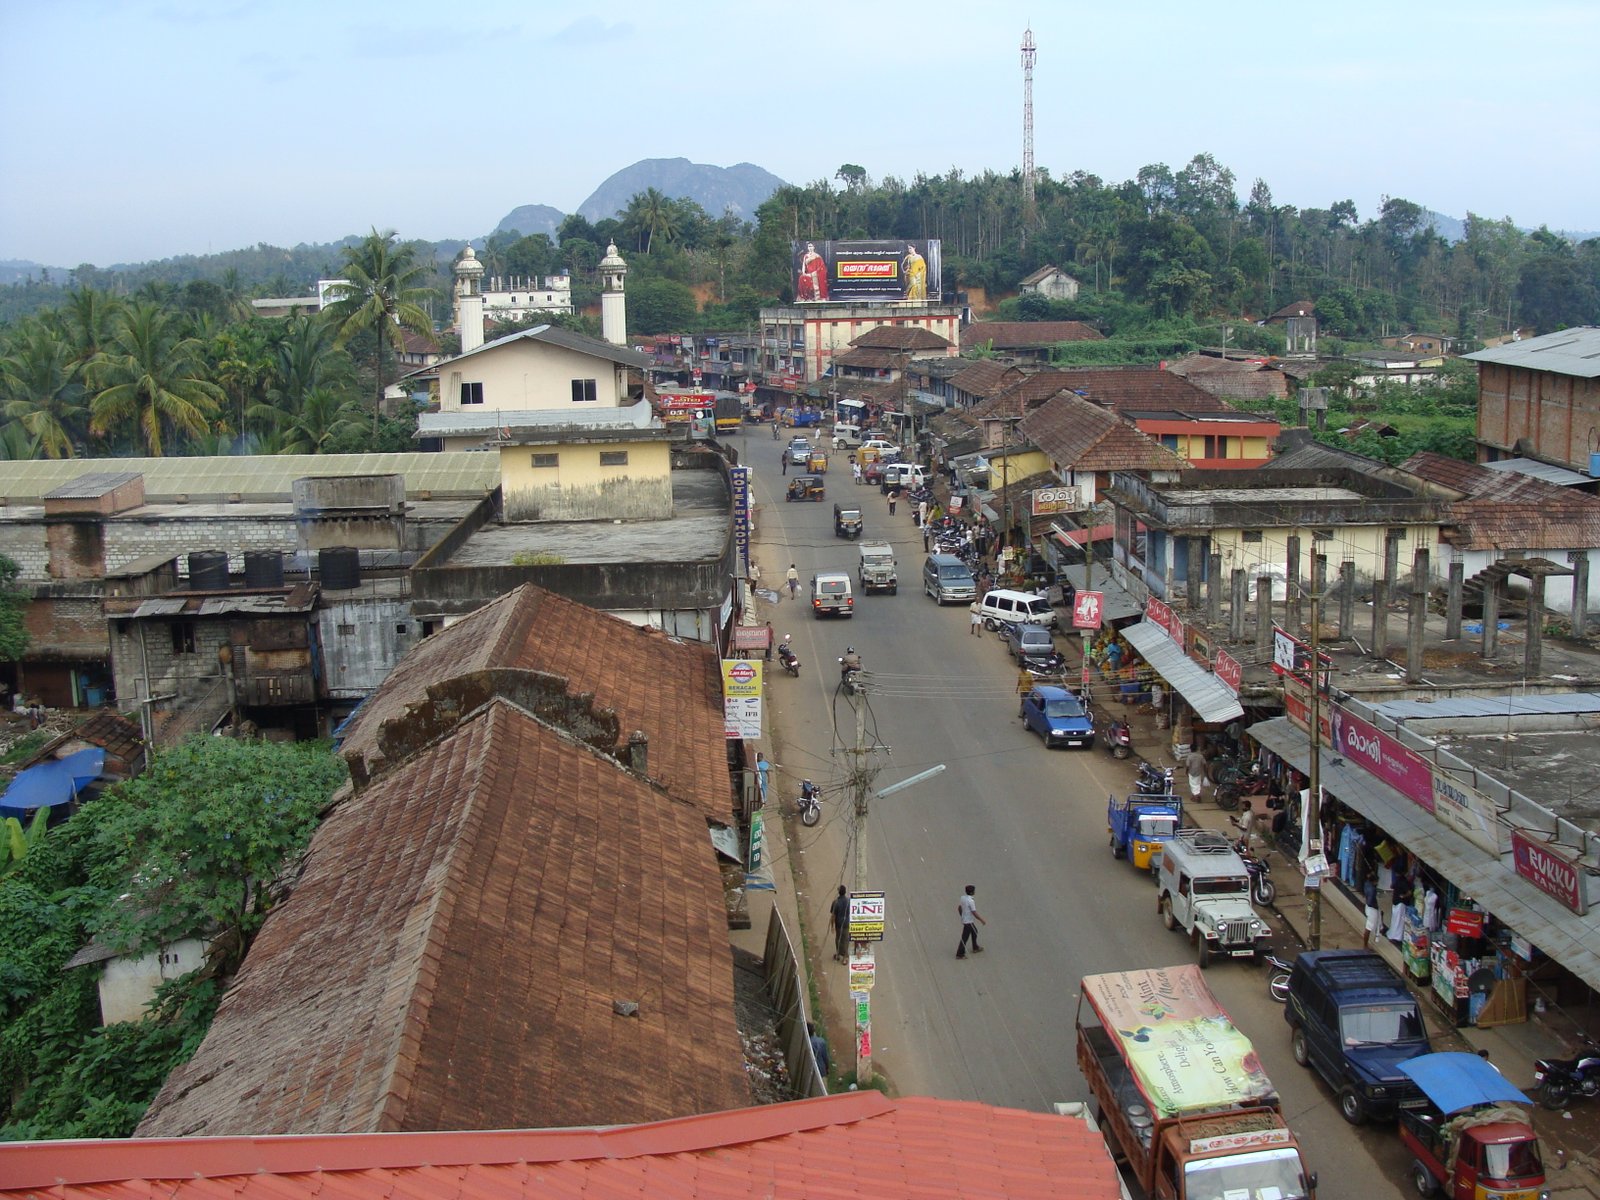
[1306,589,1324,949]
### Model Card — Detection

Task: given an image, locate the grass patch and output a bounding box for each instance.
[2,730,48,764]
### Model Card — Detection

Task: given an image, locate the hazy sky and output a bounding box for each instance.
[2,0,1596,268]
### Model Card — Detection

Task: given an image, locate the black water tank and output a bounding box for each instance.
[187,551,230,591]
[243,549,285,589]
[318,546,361,590]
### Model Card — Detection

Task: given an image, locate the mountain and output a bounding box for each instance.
[1427,210,1600,245]
[576,158,787,224]
[493,204,565,240]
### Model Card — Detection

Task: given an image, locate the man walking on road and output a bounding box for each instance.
[781,453,788,476]
[969,600,982,635]
[786,564,801,599]
[1186,746,1208,803]
[830,885,851,962]
[956,883,986,958]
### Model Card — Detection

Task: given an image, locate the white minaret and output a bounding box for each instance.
[454,245,485,353]
[599,240,628,346]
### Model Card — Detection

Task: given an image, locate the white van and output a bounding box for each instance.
[883,463,927,488]
[978,588,1057,630]
[832,423,862,449]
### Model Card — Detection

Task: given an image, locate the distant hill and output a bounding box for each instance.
[493,204,565,240]
[576,158,787,224]
[1428,210,1599,245]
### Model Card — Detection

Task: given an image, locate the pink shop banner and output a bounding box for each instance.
[1329,704,1434,812]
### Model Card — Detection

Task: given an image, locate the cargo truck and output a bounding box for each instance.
[1077,965,1317,1200]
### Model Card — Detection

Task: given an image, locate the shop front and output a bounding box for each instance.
[1119,615,1244,751]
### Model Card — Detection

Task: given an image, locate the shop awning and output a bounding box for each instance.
[0,747,105,818]
[1121,621,1243,724]
[1248,717,1600,995]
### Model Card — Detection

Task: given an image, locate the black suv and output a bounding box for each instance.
[1000,622,1066,676]
[1284,949,1430,1124]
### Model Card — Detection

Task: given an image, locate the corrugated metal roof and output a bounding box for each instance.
[41,471,142,499]
[1482,457,1594,487]
[1249,717,1600,993]
[1122,620,1244,724]
[1375,694,1600,721]
[130,598,189,618]
[1463,326,1600,378]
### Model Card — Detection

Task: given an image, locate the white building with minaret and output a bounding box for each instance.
[454,246,486,353]
[599,241,628,346]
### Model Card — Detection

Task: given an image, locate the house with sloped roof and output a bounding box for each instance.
[945,359,1025,409]
[1018,264,1081,301]
[21,1093,1124,1200]
[960,320,1103,362]
[1054,366,1233,413]
[1262,299,1318,356]
[138,587,747,1138]
[1165,353,1291,402]
[1020,394,1187,510]
[1466,326,1600,475]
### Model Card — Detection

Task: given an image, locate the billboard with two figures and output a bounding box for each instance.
[792,239,942,302]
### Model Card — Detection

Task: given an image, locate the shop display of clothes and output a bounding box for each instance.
[1423,887,1441,933]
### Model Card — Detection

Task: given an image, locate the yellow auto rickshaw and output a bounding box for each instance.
[807,451,829,474]
[786,475,825,502]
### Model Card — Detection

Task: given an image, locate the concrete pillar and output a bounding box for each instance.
[1313,553,1328,597]
[1571,552,1590,639]
[1385,531,1403,589]
[1231,568,1248,642]
[1371,576,1390,661]
[1406,549,1430,684]
[1286,535,1302,630]
[1446,558,1464,640]
[1208,552,1223,625]
[1187,536,1204,609]
[1482,577,1500,658]
[1256,573,1273,659]
[1526,572,1546,677]
[1339,560,1356,639]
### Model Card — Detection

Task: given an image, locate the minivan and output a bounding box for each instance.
[978,588,1057,630]
[922,554,976,604]
[1284,949,1429,1125]
[883,463,927,489]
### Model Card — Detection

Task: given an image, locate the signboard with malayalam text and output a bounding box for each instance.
[792,239,943,303]
[1072,590,1104,630]
[1030,486,1083,517]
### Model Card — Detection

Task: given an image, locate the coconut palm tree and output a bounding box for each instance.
[51,286,119,369]
[322,229,434,433]
[280,387,366,454]
[88,301,223,456]
[0,321,87,458]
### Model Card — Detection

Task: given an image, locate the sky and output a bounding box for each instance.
[2,0,1597,269]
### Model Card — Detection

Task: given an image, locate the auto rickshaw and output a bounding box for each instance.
[807,450,829,474]
[1107,793,1182,874]
[786,475,825,502]
[1398,1052,1547,1200]
[833,504,863,538]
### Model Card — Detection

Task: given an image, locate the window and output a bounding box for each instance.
[460,381,483,405]
[1313,529,1333,542]
[530,453,559,468]
[571,378,598,403]
[337,623,356,636]
[171,622,196,655]
[599,450,629,467]
[1242,530,1264,543]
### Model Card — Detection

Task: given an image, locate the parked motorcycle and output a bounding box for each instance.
[1213,761,1268,811]
[797,779,822,827]
[1102,718,1133,759]
[1135,761,1175,796]
[1233,835,1278,906]
[1534,1035,1600,1110]
[777,635,801,677]
[1263,952,1293,1003]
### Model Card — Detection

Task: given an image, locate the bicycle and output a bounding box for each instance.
[1264,953,1293,1003]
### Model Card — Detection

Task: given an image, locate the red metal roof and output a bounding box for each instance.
[5,1094,1122,1200]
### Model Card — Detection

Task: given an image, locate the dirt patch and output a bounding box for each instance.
[731,944,791,1104]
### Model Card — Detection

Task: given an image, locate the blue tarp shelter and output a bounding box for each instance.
[0,747,105,818]
[1399,1052,1531,1115]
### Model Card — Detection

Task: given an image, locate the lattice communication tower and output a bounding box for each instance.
[1021,26,1037,209]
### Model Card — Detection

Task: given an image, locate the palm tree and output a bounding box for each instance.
[0,321,87,457]
[87,301,223,456]
[281,387,366,454]
[322,229,435,433]
[51,286,119,369]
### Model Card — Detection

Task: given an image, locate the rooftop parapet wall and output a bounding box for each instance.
[1107,468,1449,531]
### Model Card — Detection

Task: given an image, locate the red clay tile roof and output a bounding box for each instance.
[948,360,1019,397]
[340,585,732,824]
[22,711,144,775]
[1021,394,1188,473]
[1401,451,1495,493]
[832,346,906,371]
[1266,299,1317,322]
[1403,452,1600,550]
[1165,355,1291,401]
[1054,367,1233,412]
[969,369,1083,421]
[961,320,1104,350]
[849,325,952,351]
[38,1094,1122,1200]
[137,699,748,1137]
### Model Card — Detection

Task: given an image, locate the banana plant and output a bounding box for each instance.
[2,807,50,876]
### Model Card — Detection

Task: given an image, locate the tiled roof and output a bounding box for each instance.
[1266,299,1317,322]
[948,360,1018,397]
[137,699,748,1137]
[1164,355,1290,401]
[1403,452,1600,550]
[1055,367,1233,412]
[961,320,1104,350]
[969,370,1082,421]
[1021,394,1188,473]
[1400,451,1495,492]
[1019,264,1076,287]
[832,347,905,371]
[36,1094,1122,1200]
[849,325,952,351]
[21,711,144,775]
[339,585,732,824]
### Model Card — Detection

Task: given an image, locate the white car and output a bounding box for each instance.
[861,438,896,453]
[788,439,814,465]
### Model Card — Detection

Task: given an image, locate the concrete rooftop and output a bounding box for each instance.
[1159,486,1367,505]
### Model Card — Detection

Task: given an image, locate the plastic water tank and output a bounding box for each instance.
[243,549,286,589]
[318,547,361,590]
[187,551,230,591]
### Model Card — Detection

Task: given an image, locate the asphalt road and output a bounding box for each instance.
[748,428,1407,1200]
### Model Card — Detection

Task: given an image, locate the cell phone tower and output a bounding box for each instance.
[1021,26,1037,211]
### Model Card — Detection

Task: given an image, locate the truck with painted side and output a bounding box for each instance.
[1077,965,1317,1200]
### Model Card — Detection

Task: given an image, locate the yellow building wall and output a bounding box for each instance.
[499,440,672,521]
[438,342,630,413]
[1208,523,1441,585]
[989,448,1051,488]
[1175,434,1273,461]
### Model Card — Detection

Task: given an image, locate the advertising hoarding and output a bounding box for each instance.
[792,239,943,302]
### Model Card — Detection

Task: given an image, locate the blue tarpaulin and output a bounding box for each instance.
[1399,1052,1531,1115]
[0,747,105,817]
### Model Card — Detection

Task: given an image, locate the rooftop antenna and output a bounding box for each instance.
[1021,25,1037,217]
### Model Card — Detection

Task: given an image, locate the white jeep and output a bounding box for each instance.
[1155,829,1269,968]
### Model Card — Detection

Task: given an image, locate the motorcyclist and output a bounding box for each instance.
[800,778,819,801]
[838,645,862,683]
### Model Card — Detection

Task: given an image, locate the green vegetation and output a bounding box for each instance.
[0,737,348,1139]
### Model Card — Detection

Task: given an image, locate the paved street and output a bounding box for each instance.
[748,428,1406,1199]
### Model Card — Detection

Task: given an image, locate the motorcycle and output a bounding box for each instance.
[1214,760,1269,809]
[1102,718,1133,759]
[1233,835,1278,906]
[1135,761,1175,796]
[1534,1034,1600,1109]
[838,648,863,694]
[1263,952,1293,1003]
[797,779,822,827]
[777,636,801,677]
